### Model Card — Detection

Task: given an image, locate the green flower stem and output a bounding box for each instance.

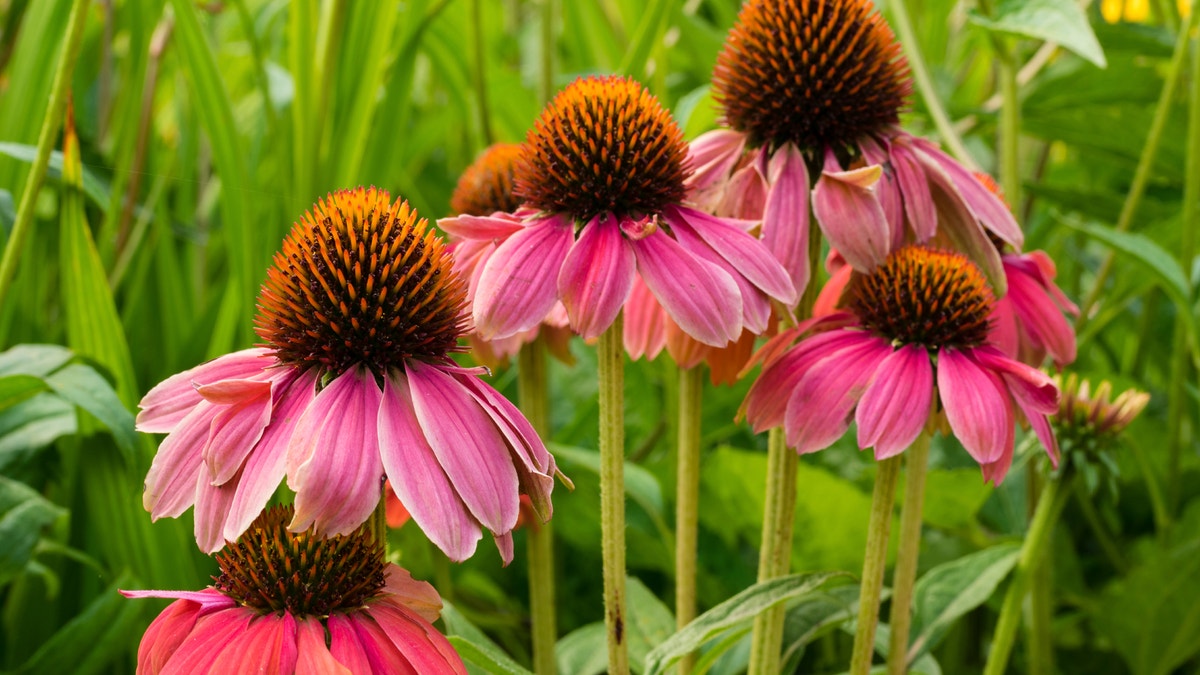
[1027,531,1055,675]
[747,428,798,675]
[886,431,933,675]
[674,364,704,674]
[850,456,903,675]
[599,316,630,674]
[997,48,1022,208]
[887,0,976,168]
[0,0,88,310]
[1076,4,1200,331]
[982,476,1070,675]
[519,340,558,675]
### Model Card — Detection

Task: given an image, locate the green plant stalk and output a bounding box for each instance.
[887,0,977,168]
[675,365,705,674]
[997,46,1022,208]
[1027,514,1054,675]
[1076,5,1200,330]
[599,316,630,674]
[0,0,88,311]
[747,428,797,675]
[518,340,558,675]
[982,477,1070,675]
[850,456,902,675]
[886,431,932,675]
[1166,0,1200,511]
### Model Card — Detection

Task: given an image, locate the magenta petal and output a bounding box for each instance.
[937,348,1014,465]
[558,214,636,339]
[632,230,741,346]
[969,346,1060,464]
[812,155,890,273]
[288,368,385,537]
[199,379,273,485]
[856,344,934,459]
[210,612,299,675]
[159,608,254,674]
[785,334,892,454]
[666,205,797,305]
[888,139,936,242]
[1004,257,1077,365]
[136,599,202,674]
[136,349,272,433]
[761,142,812,296]
[437,213,524,240]
[379,372,483,562]
[405,361,520,537]
[741,328,865,432]
[193,469,238,553]
[474,215,574,340]
[915,138,1023,249]
[623,277,667,360]
[349,613,419,674]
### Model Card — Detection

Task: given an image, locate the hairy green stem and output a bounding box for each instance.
[982,477,1070,675]
[886,432,932,675]
[519,341,557,675]
[748,429,798,675]
[599,317,629,674]
[887,0,976,168]
[1076,6,1200,330]
[675,365,704,674]
[850,456,902,675]
[0,0,88,310]
[997,47,1022,208]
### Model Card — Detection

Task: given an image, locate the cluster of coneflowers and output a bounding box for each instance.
[119,0,1139,674]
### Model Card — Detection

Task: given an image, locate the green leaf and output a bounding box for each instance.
[0,475,66,588]
[0,143,110,208]
[556,623,609,675]
[447,636,533,675]
[550,442,668,534]
[676,85,719,141]
[921,468,993,531]
[441,601,527,675]
[13,574,143,675]
[0,394,77,470]
[643,572,853,675]
[779,585,861,668]
[44,363,136,461]
[907,544,1021,662]
[627,576,677,673]
[0,374,48,410]
[967,0,1106,67]
[0,344,72,378]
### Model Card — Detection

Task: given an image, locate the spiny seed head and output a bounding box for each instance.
[255,187,467,377]
[213,506,386,618]
[514,75,691,222]
[450,143,524,216]
[848,246,994,349]
[713,0,912,153]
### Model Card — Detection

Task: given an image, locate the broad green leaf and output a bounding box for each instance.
[968,0,1106,67]
[643,572,853,674]
[44,363,136,460]
[0,344,72,378]
[0,143,110,208]
[0,475,66,588]
[550,442,667,530]
[907,544,1021,662]
[556,623,609,675]
[13,574,143,675]
[627,576,677,673]
[921,469,993,530]
[447,636,533,675]
[0,394,76,470]
[441,601,527,675]
[676,85,719,140]
[0,374,48,410]
[779,585,861,668]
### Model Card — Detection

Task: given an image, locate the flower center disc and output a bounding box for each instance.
[451,143,524,216]
[514,75,690,222]
[713,0,911,152]
[848,246,994,349]
[213,506,386,617]
[255,187,467,377]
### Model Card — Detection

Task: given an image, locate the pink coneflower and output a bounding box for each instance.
[742,245,1059,484]
[690,0,1021,297]
[123,507,466,675]
[136,187,555,562]
[440,75,796,347]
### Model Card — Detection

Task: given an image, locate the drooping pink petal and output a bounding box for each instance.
[438,212,525,241]
[208,612,299,675]
[937,348,1014,465]
[380,565,444,624]
[784,334,892,454]
[378,372,483,562]
[328,615,376,675]
[741,327,866,432]
[157,607,254,674]
[860,138,904,247]
[813,263,853,317]
[288,367,385,537]
[193,468,239,553]
[406,361,521,537]
[989,297,1021,360]
[623,277,667,360]
[143,400,215,520]
[631,230,741,347]
[136,349,273,433]
[349,612,420,674]
[474,214,575,340]
[367,603,469,675]
[558,214,636,339]
[887,137,937,242]
[856,344,934,459]
[224,369,319,544]
[1003,256,1077,366]
[135,599,202,675]
[969,346,1060,465]
[914,138,1023,249]
[761,142,811,295]
[297,617,352,675]
[923,160,1007,296]
[812,152,890,273]
[197,378,273,485]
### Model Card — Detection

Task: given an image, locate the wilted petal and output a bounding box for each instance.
[923,160,1007,296]
[558,214,636,339]
[632,230,741,346]
[136,349,273,433]
[857,344,934,459]
[937,348,1014,465]
[380,566,444,624]
[474,215,575,340]
[813,153,890,272]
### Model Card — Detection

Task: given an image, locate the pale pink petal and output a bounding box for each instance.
[328,615,376,674]
[888,137,936,242]
[379,372,484,562]
[224,370,319,543]
[474,215,575,340]
[193,468,239,553]
[406,361,520,537]
[812,153,890,273]
[714,150,769,219]
[623,277,667,360]
[785,334,892,454]
[632,230,741,346]
[761,142,812,296]
[665,205,797,305]
[856,344,934,459]
[367,604,469,675]
[143,401,215,520]
[209,613,299,675]
[122,588,237,610]
[288,368,385,537]
[438,212,525,241]
[558,214,636,339]
[297,618,352,675]
[937,348,1014,465]
[136,349,273,433]
[686,129,746,193]
[450,239,495,307]
[914,138,1023,249]
[861,138,904,247]
[380,565,443,624]
[198,379,273,485]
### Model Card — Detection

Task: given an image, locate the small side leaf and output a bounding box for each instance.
[968,0,1106,67]
[0,476,66,587]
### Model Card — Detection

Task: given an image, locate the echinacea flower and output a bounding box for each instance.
[742,245,1059,484]
[123,507,466,675]
[137,187,555,562]
[691,0,1021,297]
[440,75,796,346]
